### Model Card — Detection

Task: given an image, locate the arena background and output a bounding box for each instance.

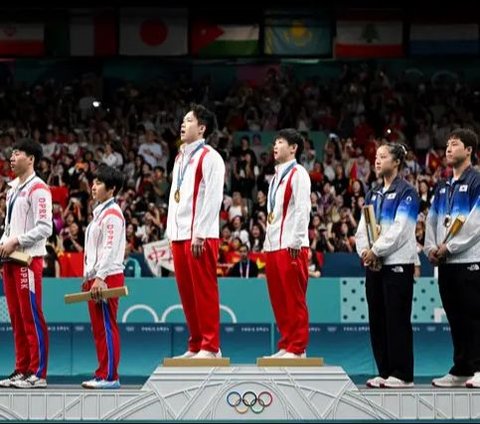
[0,3,478,382]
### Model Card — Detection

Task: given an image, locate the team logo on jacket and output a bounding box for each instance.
[459,185,468,192]
[371,195,377,201]
[439,188,446,194]
[467,264,480,272]
[387,193,396,199]
[391,266,404,273]
[405,196,412,203]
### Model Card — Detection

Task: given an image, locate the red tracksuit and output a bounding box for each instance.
[84,274,124,381]
[166,139,226,354]
[2,173,52,379]
[266,248,309,354]
[3,258,49,378]
[83,199,126,381]
[171,239,220,352]
[265,160,312,355]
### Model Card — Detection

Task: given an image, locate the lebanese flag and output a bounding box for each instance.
[0,23,44,56]
[120,8,188,56]
[70,10,116,56]
[335,11,403,58]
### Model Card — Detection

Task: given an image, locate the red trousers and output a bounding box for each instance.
[3,258,49,378]
[84,273,124,381]
[171,239,220,353]
[266,248,309,354]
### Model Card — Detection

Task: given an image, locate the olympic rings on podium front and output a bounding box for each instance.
[226,390,273,414]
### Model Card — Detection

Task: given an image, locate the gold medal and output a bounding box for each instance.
[267,212,275,224]
[174,189,180,203]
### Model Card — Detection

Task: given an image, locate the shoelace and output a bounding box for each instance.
[8,371,23,380]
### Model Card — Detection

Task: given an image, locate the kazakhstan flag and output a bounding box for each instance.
[264,13,331,56]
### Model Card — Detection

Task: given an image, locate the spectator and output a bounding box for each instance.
[307,248,322,278]
[62,222,84,253]
[228,244,259,278]
[124,245,142,277]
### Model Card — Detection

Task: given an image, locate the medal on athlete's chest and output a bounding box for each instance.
[267,212,275,224]
[444,214,452,228]
[174,189,180,203]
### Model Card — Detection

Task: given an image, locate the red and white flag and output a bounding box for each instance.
[335,11,403,58]
[70,9,116,56]
[120,8,188,56]
[0,23,44,56]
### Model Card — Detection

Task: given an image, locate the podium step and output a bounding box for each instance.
[256,357,324,367]
[163,357,231,367]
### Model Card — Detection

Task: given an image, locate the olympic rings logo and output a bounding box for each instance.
[226,390,273,414]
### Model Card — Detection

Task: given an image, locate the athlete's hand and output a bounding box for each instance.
[427,248,439,265]
[435,244,449,261]
[90,278,107,303]
[363,249,378,267]
[0,238,19,258]
[288,247,300,259]
[191,237,205,258]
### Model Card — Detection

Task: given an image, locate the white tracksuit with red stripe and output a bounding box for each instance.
[84,198,125,381]
[264,160,312,355]
[166,139,225,354]
[1,173,52,378]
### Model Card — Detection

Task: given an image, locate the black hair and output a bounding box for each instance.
[12,138,43,166]
[275,128,305,161]
[94,163,125,196]
[447,128,478,162]
[190,103,218,140]
[383,143,407,169]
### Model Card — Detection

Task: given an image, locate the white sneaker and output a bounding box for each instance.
[0,371,25,388]
[466,372,480,388]
[82,378,120,389]
[263,349,286,358]
[193,349,222,359]
[366,376,386,388]
[383,376,414,388]
[173,350,198,359]
[433,373,471,388]
[282,351,307,359]
[11,374,47,389]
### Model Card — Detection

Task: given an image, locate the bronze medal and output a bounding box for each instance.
[174,189,180,203]
[444,214,451,228]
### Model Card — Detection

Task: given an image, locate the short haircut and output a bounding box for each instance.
[190,103,218,140]
[448,128,478,160]
[94,164,125,196]
[12,138,43,166]
[275,128,304,161]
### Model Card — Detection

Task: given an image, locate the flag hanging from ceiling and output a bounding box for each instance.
[0,23,44,56]
[191,21,259,57]
[410,23,479,56]
[70,9,117,56]
[264,11,331,56]
[335,11,403,58]
[120,8,188,56]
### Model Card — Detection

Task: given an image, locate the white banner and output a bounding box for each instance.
[143,239,174,275]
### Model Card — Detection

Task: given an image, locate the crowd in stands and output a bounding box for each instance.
[0,61,479,278]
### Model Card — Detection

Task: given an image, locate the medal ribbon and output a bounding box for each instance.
[268,161,296,215]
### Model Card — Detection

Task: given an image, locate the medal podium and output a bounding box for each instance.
[1,363,480,421]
